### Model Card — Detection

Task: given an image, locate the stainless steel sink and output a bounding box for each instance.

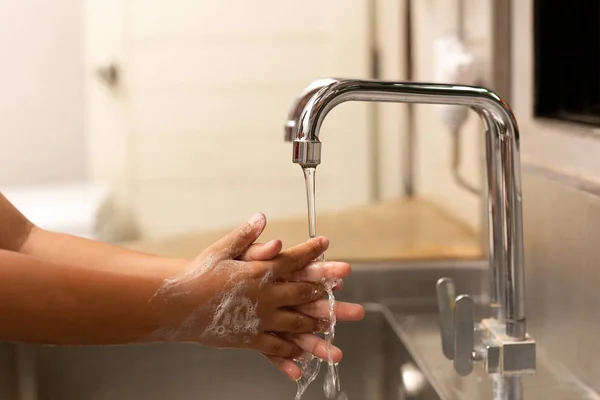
[33,307,432,400]
[31,260,488,400]
[5,261,593,399]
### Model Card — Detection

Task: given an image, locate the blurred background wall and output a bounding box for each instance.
[1,0,599,246]
[0,0,85,186]
[0,0,410,242]
[0,0,480,243]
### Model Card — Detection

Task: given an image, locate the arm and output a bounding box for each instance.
[21,226,187,280]
[0,248,168,345]
[0,205,315,349]
[0,193,181,344]
[0,193,186,277]
[0,212,329,354]
[0,194,33,252]
[0,193,363,380]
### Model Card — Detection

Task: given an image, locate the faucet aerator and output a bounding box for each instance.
[293,140,322,168]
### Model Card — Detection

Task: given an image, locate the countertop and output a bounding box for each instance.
[126,198,482,262]
[388,304,600,400]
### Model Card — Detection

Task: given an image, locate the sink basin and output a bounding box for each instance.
[8,259,596,399]
[32,260,488,400]
[34,306,437,400]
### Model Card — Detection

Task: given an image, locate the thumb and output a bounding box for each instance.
[208,212,267,259]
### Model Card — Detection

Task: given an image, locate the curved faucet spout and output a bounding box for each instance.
[290,78,519,167]
[285,78,526,341]
[284,78,340,142]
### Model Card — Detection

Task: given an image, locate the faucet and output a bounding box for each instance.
[284,78,536,399]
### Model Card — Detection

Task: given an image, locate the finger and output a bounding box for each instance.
[283,261,351,283]
[293,300,366,321]
[205,212,266,260]
[332,280,343,292]
[272,237,330,278]
[287,333,343,364]
[255,333,303,358]
[263,354,302,381]
[268,282,326,307]
[262,309,326,334]
[238,239,283,262]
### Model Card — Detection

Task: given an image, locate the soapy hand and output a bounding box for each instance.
[148,213,348,362]
[238,220,365,381]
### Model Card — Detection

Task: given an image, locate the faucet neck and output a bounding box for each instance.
[287,78,526,339]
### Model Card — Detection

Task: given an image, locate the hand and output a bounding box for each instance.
[238,225,365,380]
[148,213,334,361]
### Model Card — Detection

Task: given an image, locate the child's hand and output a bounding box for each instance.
[238,220,365,381]
[148,213,335,361]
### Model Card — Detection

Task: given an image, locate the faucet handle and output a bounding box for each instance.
[435,277,456,359]
[436,278,476,377]
[453,295,475,376]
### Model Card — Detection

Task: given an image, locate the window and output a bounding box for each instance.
[534,1,600,126]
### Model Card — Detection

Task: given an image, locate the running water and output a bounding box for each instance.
[303,167,318,239]
[294,167,346,400]
[322,279,342,398]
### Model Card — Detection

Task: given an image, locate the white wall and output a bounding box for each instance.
[0,0,85,187]
[85,0,389,239]
[411,0,491,233]
[374,0,409,201]
[411,0,600,236]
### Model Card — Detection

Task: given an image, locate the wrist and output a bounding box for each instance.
[154,257,189,280]
[142,257,192,343]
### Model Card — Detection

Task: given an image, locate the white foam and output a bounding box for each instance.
[201,285,260,341]
[260,269,273,288]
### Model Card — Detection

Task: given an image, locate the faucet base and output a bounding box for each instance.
[436,278,536,379]
[479,318,536,376]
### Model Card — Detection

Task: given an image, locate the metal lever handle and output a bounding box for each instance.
[436,278,476,376]
[436,277,455,359]
[453,295,475,376]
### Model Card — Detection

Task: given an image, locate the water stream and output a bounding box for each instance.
[294,167,346,400]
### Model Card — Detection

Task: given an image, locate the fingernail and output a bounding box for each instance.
[320,237,330,249]
[248,212,265,228]
[266,239,281,247]
[291,370,302,381]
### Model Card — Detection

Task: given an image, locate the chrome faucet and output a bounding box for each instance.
[284,78,536,399]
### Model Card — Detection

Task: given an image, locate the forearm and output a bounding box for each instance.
[0,248,173,345]
[0,192,183,277]
[20,227,188,279]
[0,194,33,252]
